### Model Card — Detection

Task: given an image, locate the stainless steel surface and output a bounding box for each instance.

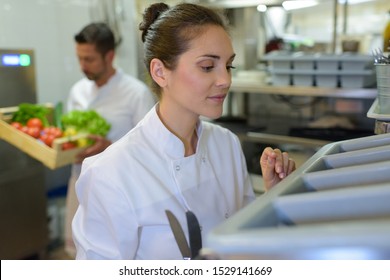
[0,49,48,259]
[0,49,37,107]
[186,211,202,259]
[205,133,390,260]
[165,210,191,259]
[242,132,330,148]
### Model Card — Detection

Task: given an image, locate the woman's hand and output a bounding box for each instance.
[75,135,112,163]
[260,147,296,191]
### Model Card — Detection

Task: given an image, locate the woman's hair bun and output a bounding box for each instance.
[139,2,169,42]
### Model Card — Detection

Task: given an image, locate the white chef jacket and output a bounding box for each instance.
[73,105,255,260]
[67,68,156,177]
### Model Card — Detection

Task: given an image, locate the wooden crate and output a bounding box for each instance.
[0,104,89,169]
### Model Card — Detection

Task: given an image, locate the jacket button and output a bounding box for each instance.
[225,213,229,219]
[175,165,180,171]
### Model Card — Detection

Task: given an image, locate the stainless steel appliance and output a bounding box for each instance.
[205,133,390,260]
[0,49,48,259]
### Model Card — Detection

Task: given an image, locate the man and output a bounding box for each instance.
[64,22,156,258]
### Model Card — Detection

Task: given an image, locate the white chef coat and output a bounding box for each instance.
[72,105,255,260]
[65,68,155,257]
[67,68,156,177]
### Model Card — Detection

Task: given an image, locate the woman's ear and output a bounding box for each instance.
[150,58,167,87]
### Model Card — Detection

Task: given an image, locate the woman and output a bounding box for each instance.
[72,2,295,260]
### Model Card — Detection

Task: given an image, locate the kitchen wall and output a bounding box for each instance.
[0,0,142,191]
[0,0,387,189]
[288,0,388,54]
[0,0,140,106]
[1,0,387,107]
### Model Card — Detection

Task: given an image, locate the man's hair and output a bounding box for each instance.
[74,22,115,55]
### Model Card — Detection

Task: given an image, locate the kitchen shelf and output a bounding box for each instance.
[230,77,377,99]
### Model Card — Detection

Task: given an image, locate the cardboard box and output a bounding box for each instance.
[0,104,89,169]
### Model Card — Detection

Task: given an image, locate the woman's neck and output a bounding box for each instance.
[157,103,198,156]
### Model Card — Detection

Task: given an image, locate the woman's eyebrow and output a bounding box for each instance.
[198,54,236,60]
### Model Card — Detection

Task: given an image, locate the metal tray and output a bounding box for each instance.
[204,133,390,259]
[367,98,390,121]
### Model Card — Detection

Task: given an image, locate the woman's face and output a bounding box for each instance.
[162,25,235,120]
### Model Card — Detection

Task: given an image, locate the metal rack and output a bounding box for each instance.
[204,133,390,260]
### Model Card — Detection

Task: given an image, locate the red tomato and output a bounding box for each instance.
[27,118,43,130]
[62,142,77,150]
[20,126,29,134]
[42,127,50,134]
[49,126,63,138]
[11,122,23,130]
[27,126,40,138]
[43,126,63,138]
[39,133,56,147]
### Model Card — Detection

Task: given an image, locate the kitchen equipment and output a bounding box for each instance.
[186,211,202,259]
[165,210,191,259]
[375,63,390,114]
[165,210,202,260]
[373,48,390,64]
[0,48,48,259]
[204,133,390,260]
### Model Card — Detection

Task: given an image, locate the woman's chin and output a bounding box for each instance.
[203,110,223,120]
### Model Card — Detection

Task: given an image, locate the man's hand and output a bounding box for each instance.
[75,134,112,163]
[260,147,296,191]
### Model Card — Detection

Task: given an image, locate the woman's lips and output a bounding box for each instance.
[208,94,226,103]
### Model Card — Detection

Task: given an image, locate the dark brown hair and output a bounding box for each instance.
[75,22,115,56]
[139,3,228,97]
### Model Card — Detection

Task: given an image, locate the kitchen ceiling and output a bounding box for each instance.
[193,0,327,8]
[189,0,377,9]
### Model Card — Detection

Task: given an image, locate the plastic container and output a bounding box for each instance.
[315,54,339,71]
[315,72,338,88]
[263,51,292,70]
[292,52,315,70]
[340,70,375,88]
[292,69,314,86]
[339,54,373,71]
[270,71,291,86]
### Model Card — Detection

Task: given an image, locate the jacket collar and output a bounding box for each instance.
[143,104,203,159]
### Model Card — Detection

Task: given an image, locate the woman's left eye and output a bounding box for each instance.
[201,66,214,72]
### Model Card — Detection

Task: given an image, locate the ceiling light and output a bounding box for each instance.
[282,0,318,11]
[257,4,267,12]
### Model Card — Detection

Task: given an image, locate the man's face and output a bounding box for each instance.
[76,43,108,82]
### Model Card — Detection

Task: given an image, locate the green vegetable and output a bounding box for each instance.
[61,110,111,136]
[54,102,63,130]
[12,103,50,126]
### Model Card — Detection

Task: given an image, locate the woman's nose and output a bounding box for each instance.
[216,68,231,88]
